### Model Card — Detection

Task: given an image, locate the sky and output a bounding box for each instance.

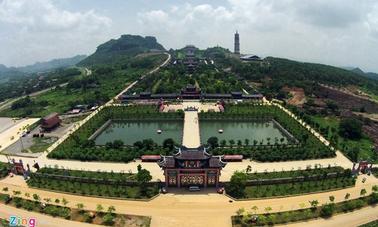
[1,0,378,72]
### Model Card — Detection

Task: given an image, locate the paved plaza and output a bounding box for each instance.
[0,118,40,152]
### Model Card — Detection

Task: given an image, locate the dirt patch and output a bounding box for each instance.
[314,86,378,113]
[282,87,306,107]
[362,122,378,151]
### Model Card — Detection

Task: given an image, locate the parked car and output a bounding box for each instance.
[188,186,200,191]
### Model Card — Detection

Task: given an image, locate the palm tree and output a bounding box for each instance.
[329,195,335,203]
[251,206,258,214]
[76,203,85,210]
[236,208,245,216]
[62,198,69,206]
[246,165,252,173]
[309,200,318,210]
[32,194,40,202]
[107,206,116,214]
[344,193,350,200]
[360,189,367,197]
[96,204,104,213]
[264,206,272,214]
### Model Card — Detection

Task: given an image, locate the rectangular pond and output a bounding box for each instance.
[200,120,292,145]
[93,120,183,146]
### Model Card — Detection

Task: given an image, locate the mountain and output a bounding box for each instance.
[345,67,378,81]
[365,72,378,80]
[16,55,86,73]
[79,35,166,66]
[350,67,365,75]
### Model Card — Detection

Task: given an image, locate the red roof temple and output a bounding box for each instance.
[41,112,61,130]
[158,146,227,188]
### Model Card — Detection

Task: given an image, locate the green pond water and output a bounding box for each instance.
[94,121,183,146]
[200,120,290,145]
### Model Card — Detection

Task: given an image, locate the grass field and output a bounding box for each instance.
[29,137,57,153]
[311,115,376,163]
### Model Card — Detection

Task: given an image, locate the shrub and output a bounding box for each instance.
[320,203,335,218]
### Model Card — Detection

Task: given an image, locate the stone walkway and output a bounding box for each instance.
[182,111,201,148]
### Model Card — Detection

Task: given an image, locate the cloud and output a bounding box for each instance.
[137,0,378,72]
[0,0,112,66]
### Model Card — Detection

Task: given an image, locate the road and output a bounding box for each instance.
[0,174,377,227]
[284,206,378,227]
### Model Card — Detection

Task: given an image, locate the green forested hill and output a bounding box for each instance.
[79,35,165,66]
[233,57,378,96]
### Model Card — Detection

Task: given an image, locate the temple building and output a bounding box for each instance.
[41,113,61,131]
[158,146,226,188]
[183,45,199,73]
[234,31,240,55]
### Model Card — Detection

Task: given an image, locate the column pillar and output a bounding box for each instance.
[165,169,168,188]
[204,171,207,188]
[177,171,181,188]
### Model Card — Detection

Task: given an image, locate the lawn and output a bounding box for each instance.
[29,137,57,153]
[360,220,378,227]
[311,115,377,163]
[242,177,355,198]
[27,174,158,199]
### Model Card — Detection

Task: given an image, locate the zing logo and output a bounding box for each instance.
[9,216,36,227]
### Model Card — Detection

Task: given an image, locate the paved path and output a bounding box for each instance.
[0,175,377,227]
[182,111,201,148]
[284,205,378,227]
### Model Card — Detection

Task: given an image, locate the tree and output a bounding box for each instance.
[220,140,227,147]
[62,198,69,205]
[107,206,116,214]
[309,200,319,210]
[236,208,245,216]
[264,206,272,214]
[163,138,175,151]
[32,194,40,202]
[102,213,115,226]
[320,203,335,217]
[372,185,378,193]
[229,140,235,148]
[246,165,252,173]
[339,118,362,140]
[244,139,250,146]
[251,205,258,214]
[344,193,350,200]
[207,137,219,149]
[136,164,152,194]
[360,189,367,197]
[76,203,85,210]
[96,204,104,213]
[227,171,247,198]
[329,195,335,203]
[112,140,124,149]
